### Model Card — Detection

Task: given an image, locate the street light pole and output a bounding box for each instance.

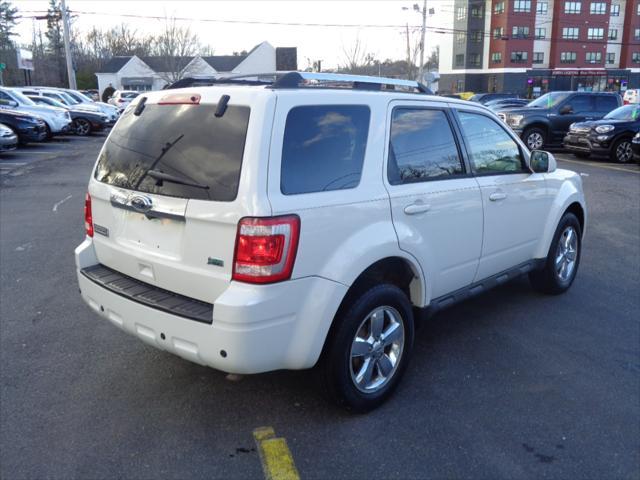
[417,0,427,82]
[60,0,77,89]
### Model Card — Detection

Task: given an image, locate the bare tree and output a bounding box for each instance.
[152,16,200,83]
[340,35,369,73]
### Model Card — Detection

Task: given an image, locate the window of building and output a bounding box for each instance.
[537,1,548,14]
[511,51,528,63]
[456,6,467,19]
[606,52,616,64]
[635,28,640,40]
[455,54,465,67]
[533,52,544,64]
[470,4,484,17]
[456,32,466,44]
[469,53,481,67]
[494,1,505,13]
[585,52,602,63]
[512,26,530,38]
[587,27,604,39]
[637,3,640,14]
[535,27,546,39]
[565,2,582,13]
[493,27,504,39]
[562,27,580,39]
[632,52,640,63]
[387,109,464,185]
[590,2,606,14]
[280,105,370,195]
[608,29,618,40]
[470,30,483,43]
[457,112,525,175]
[491,52,502,63]
[560,51,577,63]
[610,3,620,15]
[456,79,465,91]
[513,0,531,12]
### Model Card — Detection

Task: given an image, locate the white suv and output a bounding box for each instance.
[76,73,586,411]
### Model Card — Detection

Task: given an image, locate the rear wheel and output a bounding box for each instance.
[44,124,52,140]
[529,212,581,295]
[611,137,633,163]
[74,118,91,136]
[523,127,546,150]
[320,284,414,412]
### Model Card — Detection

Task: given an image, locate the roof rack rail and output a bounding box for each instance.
[272,72,432,94]
[165,75,275,90]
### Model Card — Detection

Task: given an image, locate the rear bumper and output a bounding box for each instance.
[75,238,348,374]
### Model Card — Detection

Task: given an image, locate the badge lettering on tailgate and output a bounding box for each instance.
[93,224,109,237]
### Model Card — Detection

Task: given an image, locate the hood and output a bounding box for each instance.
[0,108,45,121]
[73,103,101,113]
[571,118,636,130]
[17,104,67,117]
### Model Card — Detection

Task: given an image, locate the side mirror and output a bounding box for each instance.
[559,105,573,115]
[530,150,556,173]
[0,99,18,108]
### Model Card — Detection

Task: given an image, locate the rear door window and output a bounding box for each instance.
[595,95,619,113]
[565,95,594,113]
[94,103,250,201]
[280,105,370,195]
[388,108,464,184]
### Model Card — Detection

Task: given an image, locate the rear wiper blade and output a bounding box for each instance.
[134,134,184,189]
[146,170,210,190]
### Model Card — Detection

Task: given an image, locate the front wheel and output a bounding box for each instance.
[320,284,414,412]
[73,118,92,136]
[529,212,581,295]
[611,137,633,163]
[523,127,546,150]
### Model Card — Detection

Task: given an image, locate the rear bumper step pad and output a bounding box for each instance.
[81,264,213,324]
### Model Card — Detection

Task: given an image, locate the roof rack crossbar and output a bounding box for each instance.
[272,72,432,94]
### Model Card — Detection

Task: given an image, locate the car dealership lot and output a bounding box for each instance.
[1,136,638,479]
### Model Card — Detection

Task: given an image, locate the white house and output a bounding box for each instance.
[96,42,297,97]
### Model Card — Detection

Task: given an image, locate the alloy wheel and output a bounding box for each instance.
[349,306,405,393]
[555,226,578,282]
[615,141,632,163]
[75,119,91,136]
[527,132,544,150]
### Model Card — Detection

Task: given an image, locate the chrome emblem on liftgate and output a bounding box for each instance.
[129,194,153,213]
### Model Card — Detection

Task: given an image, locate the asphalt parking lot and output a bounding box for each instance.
[1,135,639,479]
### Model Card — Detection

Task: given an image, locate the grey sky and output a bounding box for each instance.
[14,0,454,69]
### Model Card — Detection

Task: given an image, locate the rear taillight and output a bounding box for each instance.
[84,193,93,237]
[232,215,300,284]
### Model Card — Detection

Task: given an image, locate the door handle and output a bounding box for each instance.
[489,192,507,202]
[404,203,431,215]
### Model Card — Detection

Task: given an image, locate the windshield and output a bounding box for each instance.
[121,92,139,99]
[58,92,80,104]
[604,105,640,121]
[94,102,250,201]
[527,92,571,108]
[68,90,92,103]
[29,96,67,109]
[5,89,37,106]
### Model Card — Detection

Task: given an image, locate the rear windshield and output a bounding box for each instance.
[94,103,250,201]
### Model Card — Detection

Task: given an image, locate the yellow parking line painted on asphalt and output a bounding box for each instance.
[558,157,640,174]
[253,427,300,480]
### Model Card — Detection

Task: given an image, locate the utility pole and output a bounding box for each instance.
[417,0,427,82]
[60,0,77,89]
[405,23,411,79]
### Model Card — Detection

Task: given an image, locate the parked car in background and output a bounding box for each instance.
[486,98,530,111]
[564,105,640,163]
[0,122,18,153]
[470,92,518,104]
[0,109,47,144]
[17,87,102,114]
[108,90,140,110]
[623,89,639,105]
[81,89,100,101]
[27,95,112,136]
[632,132,640,162]
[0,87,72,137]
[58,88,120,123]
[497,91,622,150]
[76,73,586,411]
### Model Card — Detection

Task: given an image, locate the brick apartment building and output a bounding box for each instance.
[439,0,640,95]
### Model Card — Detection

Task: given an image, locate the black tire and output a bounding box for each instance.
[529,212,582,295]
[610,137,633,163]
[319,284,414,413]
[44,124,53,140]
[73,118,92,136]
[523,127,546,151]
[574,152,590,159]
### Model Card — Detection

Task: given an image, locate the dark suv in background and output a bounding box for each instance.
[497,92,621,150]
[563,105,640,163]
